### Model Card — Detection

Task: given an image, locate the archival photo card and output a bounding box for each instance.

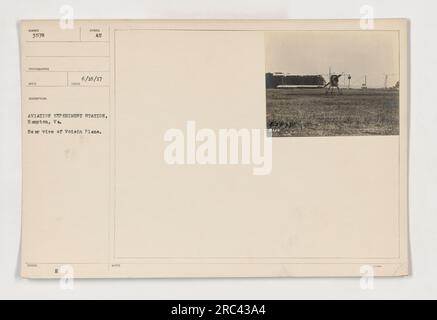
[19,20,409,278]
[265,31,400,137]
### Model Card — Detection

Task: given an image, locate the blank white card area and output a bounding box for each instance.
[113,30,400,259]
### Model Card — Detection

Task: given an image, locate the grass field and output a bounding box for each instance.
[266,88,399,137]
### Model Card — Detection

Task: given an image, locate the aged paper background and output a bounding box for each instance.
[20,19,409,278]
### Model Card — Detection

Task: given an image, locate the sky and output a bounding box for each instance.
[265,31,400,88]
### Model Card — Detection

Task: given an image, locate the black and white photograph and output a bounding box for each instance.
[265,31,400,137]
